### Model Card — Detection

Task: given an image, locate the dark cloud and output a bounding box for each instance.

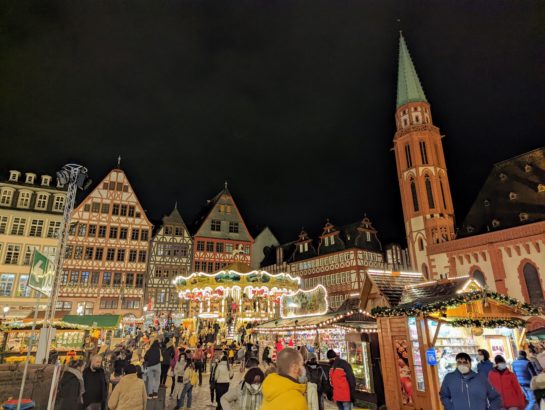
[0,0,543,244]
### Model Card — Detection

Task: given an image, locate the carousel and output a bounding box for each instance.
[172,263,300,340]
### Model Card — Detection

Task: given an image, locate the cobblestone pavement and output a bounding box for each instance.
[160,363,366,410]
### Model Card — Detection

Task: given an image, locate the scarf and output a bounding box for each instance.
[65,366,85,404]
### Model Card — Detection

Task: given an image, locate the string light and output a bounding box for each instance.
[280,284,329,318]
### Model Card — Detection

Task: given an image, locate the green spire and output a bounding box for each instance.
[397,32,428,109]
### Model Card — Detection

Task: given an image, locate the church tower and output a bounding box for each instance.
[393,33,455,277]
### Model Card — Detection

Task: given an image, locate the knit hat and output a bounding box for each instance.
[326,349,337,359]
[308,352,317,361]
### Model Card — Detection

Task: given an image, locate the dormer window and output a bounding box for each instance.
[41,175,52,186]
[366,231,371,241]
[53,195,65,212]
[299,242,308,253]
[35,193,48,210]
[498,173,507,182]
[324,236,335,246]
[491,219,501,228]
[483,199,490,207]
[8,170,20,182]
[519,213,529,222]
[25,173,36,184]
[0,189,14,206]
[509,192,518,201]
[18,191,31,208]
[525,164,532,173]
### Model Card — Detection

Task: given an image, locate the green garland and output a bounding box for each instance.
[371,290,540,317]
[0,320,90,331]
[448,318,527,328]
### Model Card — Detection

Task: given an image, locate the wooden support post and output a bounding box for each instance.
[431,321,442,348]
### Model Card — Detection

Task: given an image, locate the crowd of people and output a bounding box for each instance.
[439,348,545,410]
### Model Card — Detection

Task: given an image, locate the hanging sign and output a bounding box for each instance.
[426,348,437,366]
[28,250,55,296]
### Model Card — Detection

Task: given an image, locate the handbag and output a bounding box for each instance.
[167,368,174,377]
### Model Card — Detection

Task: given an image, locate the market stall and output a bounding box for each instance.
[372,276,540,410]
[62,314,122,353]
[0,320,90,364]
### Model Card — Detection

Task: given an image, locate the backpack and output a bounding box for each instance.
[307,364,329,395]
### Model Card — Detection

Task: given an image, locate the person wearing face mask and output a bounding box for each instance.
[327,349,356,410]
[261,347,308,410]
[82,355,107,410]
[488,355,526,410]
[440,352,502,410]
[477,349,494,378]
[220,367,265,410]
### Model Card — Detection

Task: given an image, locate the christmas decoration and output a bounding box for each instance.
[448,318,527,328]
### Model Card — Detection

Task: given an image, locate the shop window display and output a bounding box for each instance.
[347,341,373,393]
[394,338,414,406]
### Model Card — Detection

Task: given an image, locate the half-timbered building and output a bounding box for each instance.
[59,166,153,315]
[146,204,192,314]
[191,184,254,272]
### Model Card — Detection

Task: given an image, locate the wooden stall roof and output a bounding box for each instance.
[256,310,376,332]
[366,270,425,306]
[62,314,121,329]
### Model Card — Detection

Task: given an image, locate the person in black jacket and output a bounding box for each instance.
[306,353,328,410]
[144,339,162,399]
[160,338,175,386]
[56,359,85,410]
[83,355,108,410]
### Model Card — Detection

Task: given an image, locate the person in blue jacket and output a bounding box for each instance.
[440,352,501,410]
[512,350,538,410]
[476,349,494,378]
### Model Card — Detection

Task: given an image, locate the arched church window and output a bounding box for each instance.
[419,141,428,164]
[472,270,486,286]
[439,178,447,209]
[425,176,435,209]
[418,238,424,251]
[523,263,545,305]
[405,145,413,168]
[410,178,419,212]
[422,263,429,279]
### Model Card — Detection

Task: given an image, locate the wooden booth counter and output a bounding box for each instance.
[372,276,541,410]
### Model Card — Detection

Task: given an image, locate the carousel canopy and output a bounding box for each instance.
[62,314,121,329]
[256,310,376,332]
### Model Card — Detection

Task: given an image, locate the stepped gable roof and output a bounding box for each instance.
[397,32,428,109]
[458,146,545,237]
[399,276,470,306]
[367,270,425,307]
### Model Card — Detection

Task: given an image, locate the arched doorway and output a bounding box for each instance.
[472,270,486,287]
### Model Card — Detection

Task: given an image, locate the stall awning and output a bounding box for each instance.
[256,310,376,332]
[62,314,121,329]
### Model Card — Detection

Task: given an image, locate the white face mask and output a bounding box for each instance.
[457,364,471,374]
[477,355,484,362]
[497,363,507,370]
[250,383,260,391]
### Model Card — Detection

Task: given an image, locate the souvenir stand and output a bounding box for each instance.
[372,276,540,410]
[62,314,122,352]
[256,285,385,409]
[0,320,90,364]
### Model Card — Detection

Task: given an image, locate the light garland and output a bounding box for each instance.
[280,284,329,318]
[448,318,526,329]
[0,320,90,331]
[371,290,540,317]
[172,269,301,286]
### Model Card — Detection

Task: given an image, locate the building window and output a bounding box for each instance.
[98,225,107,238]
[129,250,137,262]
[23,245,38,265]
[74,246,83,259]
[135,273,144,288]
[65,245,73,259]
[410,178,419,212]
[113,272,122,288]
[11,217,26,236]
[53,196,65,211]
[29,219,44,237]
[36,193,48,210]
[45,221,60,239]
[56,301,72,311]
[229,222,239,233]
[211,220,221,231]
[16,275,32,297]
[117,249,125,262]
[164,226,173,235]
[419,141,428,164]
[106,248,115,261]
[81,271,89,285]
[141,229,149,241]
[78,223,87,237]
[216,242,224,253]
[95,247,104,260]
[472,270,486,286]
[206,242,214,252]
[122,299,140,309]
[405,144,413,168]
[91,202,100,213]
[119,227,128,240]
[88,224,97,237]
[60,271,69,285]
[84,204,90,212]
[0,274,16,296]
[138,250,147,263]
[175,227,183,236]
[0,216,8,234]
[112,204,120,216]
[418,238,424,251]
[101,203,110,214]
[425,176,435,209]
[84,247,94,260]
[100,298,118,309]
[131,229,139,241]
[439,179,448,209]
[5,244,20,264]
[102,272,112,286]
[109,181,115,190]
[91,272,100,286]
[125,273,134,287]
[120,205,127,216]
[195,261,201,271]
[109,226,118,239]
[69,271,80,286]
[196,241,205,251]
[207,262,214,272]
[128,206,135,217]
[523,263,545,305]
[422,263,429,279]
[0,189,13,206]
[366,232,371,242]
[18,191,31,208]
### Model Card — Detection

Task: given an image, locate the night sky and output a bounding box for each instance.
[0,1,543,245]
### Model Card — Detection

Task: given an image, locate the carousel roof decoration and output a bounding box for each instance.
[280,284,329,318]
[0,320,91,331]
[371,276,540,318]
[173,268,300,300]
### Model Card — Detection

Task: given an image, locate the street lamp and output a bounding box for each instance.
[143,306,148,313]
[3,306,10,319]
